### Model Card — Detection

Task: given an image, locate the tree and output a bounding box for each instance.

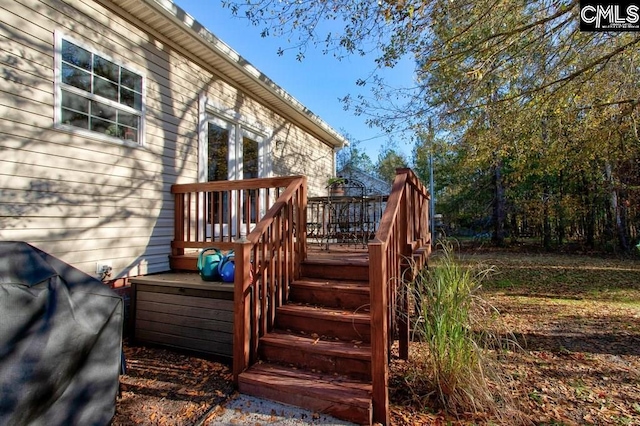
[223,0,638,127]
[223,0,640,251]
[336,136,374,173]
[376,145,408,183]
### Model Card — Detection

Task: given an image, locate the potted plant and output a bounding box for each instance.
[327,177,347,197]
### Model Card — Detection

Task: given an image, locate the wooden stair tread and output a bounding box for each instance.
[277,304,370,323]
[300,254,369,281]
[239,362,372,424]
[261,330,371,360]
[303,257,369,267]
[292,278,370,292]
[289,278,371,310]
[240,362,371,398]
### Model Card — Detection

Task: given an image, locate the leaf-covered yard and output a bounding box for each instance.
[390,250,640,425]
[114,249,640,425]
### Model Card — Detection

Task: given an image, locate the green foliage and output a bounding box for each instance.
[336,137,374,174]
[376,145,408,183]
[223,0,640,252]
[326,176,347,187]
[408,241,521,420]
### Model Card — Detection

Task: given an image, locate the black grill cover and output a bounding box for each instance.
[0,242,123,426]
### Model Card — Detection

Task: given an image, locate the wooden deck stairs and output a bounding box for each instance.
[238,251,374,425]
[168,170,432,425]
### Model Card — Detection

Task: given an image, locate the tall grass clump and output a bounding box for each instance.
[407,241,522,422]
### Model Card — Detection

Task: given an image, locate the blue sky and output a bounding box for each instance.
[173,0,415,161]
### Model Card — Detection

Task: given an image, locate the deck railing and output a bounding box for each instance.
[306,195,388,249]
[231,176,307,380]
[172,171,429,424]
[172,176,307,380]
[171,177,303,255]
[368,168,431,425]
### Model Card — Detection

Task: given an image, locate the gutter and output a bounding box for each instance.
[139,0,349,148]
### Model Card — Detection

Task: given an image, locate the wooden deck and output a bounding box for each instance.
[167,170,431,425]
[130,272,235,289]
[132,247,375,424]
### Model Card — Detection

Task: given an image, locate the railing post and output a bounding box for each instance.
[173,193,184,256]
[370,242,389,425]
[366,168,432,424]
[233,241,252,383]
[399,185,412,361]
[298,177,308,269]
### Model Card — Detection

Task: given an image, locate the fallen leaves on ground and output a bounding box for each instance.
[113,344,233,426]
[390,250,640,425]
[115,249,640,425]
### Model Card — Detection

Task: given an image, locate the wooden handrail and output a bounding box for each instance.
[171,176,304,193]
[368,168,431,425]
[233,176,307,381]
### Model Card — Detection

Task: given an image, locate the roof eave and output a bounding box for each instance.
[107,0,347,148]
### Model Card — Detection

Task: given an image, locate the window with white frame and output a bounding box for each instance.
[56,36,144,144]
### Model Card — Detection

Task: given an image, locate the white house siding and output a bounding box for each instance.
[270,123,334,197]
[0,0,336,280]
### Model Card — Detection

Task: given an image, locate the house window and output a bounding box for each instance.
[56,36,144,144]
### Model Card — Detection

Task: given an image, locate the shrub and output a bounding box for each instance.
[406,240,522,422]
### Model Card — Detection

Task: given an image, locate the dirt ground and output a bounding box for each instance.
[113,343,234,426]
[114,250,640,425]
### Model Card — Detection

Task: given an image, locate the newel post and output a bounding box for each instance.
[172,192,185,257]
[233,241,253,383]
[370,242,389,425]
[398,188,411,361]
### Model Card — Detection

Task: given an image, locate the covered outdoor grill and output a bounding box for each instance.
[0,241,123,426]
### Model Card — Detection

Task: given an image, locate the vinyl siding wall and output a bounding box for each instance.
[0,0,334,279]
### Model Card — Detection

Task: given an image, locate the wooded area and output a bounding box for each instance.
[224,0,640,253]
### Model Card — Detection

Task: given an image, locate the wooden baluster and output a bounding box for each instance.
[186,192,192,242]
